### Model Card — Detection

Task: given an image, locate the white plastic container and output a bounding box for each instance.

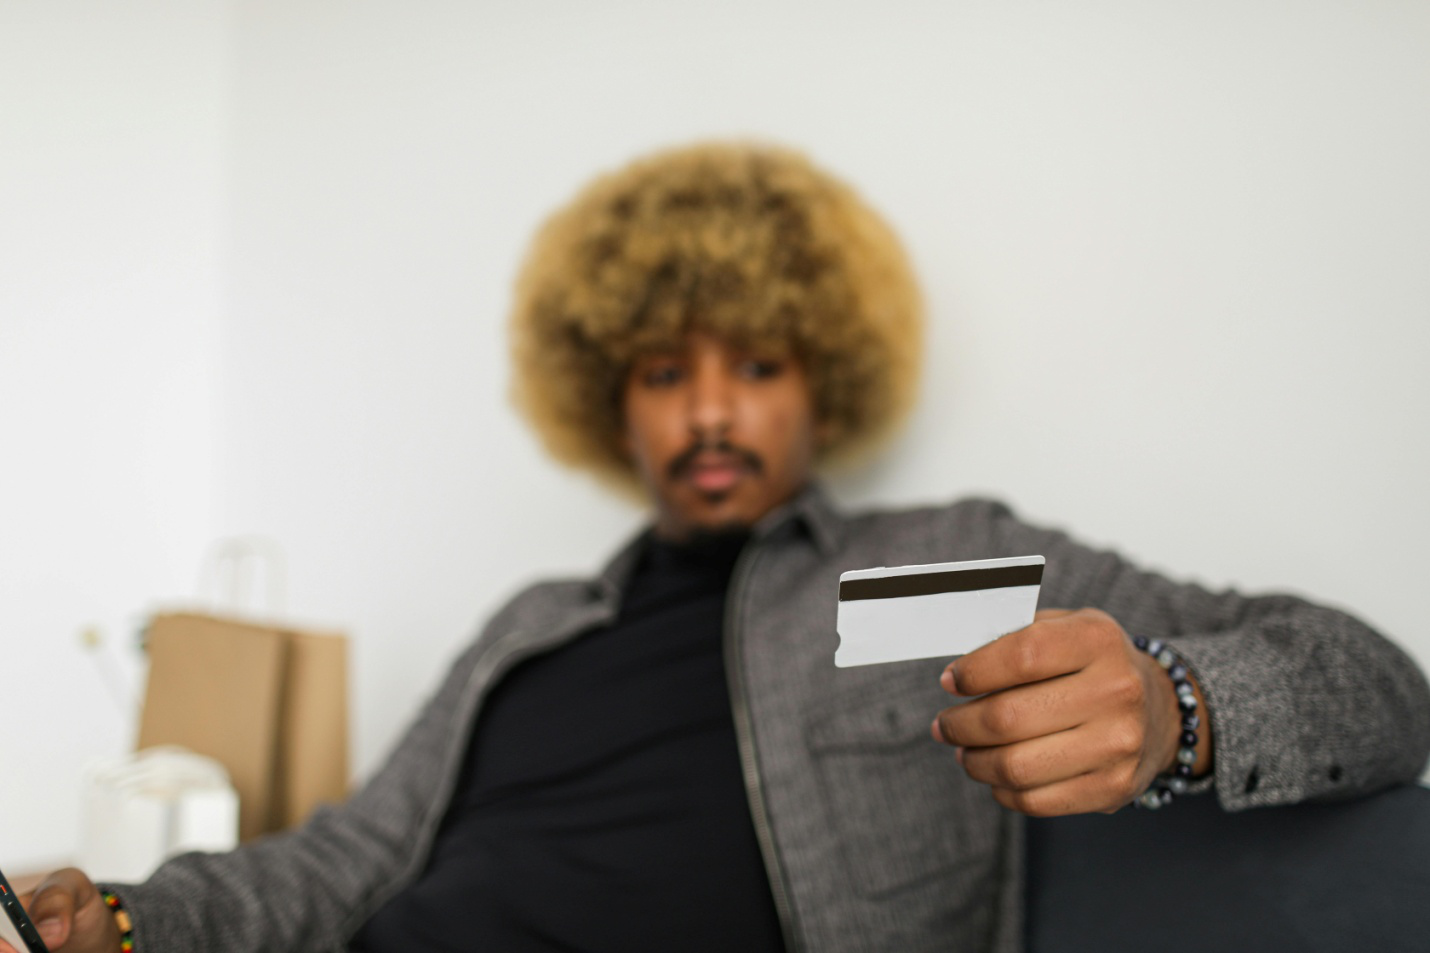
[78,746,239,883]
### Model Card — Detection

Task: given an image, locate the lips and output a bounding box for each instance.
[686,457,743,492]
[667,441,764,497]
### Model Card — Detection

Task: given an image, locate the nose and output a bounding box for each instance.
[686,347,734,443]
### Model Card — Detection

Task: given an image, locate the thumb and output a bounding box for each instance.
[26,875,80,950]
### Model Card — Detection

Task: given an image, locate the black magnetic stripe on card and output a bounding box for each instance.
[838,563,1043,601]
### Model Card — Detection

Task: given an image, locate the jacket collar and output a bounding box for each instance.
[592,480,845,603]
[752,479,845,556]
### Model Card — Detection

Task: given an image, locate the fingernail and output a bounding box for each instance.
[37,919,62,942]
[942,664,959,694]
[930,716,946,744]
[954,746,965,766]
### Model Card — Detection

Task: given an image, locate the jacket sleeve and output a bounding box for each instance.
[98,629,494,953]
[969,499,1430,812]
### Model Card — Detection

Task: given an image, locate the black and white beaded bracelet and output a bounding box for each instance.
[1130,635,1201,809]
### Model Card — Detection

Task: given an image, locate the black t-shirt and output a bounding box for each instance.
[350,531,786,952]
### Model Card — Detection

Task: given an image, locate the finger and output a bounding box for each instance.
[937,663,1119,747]
[990,765,1141,817]
[959,721,1143,791]
[0,940,17,953]
[937,676,1080,747]
[940,606,1082,696]
[948,609,1115,696]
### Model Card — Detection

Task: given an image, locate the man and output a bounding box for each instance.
[12,142,1430,952]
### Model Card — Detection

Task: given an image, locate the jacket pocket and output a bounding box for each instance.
[805,686,1006,900]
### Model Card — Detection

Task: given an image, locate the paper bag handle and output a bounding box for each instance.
[197,536,288,617]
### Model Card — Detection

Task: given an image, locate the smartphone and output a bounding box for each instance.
[0,868,49,953]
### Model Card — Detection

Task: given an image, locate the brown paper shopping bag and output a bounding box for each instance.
[137,612,350,842]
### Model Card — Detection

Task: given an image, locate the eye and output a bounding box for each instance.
[737,357,785,380]
[641,362,684,387]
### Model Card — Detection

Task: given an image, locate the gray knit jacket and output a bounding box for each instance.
[109,488,1430,951]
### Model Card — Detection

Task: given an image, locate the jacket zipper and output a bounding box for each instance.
[724,543,803,952]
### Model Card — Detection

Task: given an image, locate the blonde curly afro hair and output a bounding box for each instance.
[510,140,923,489]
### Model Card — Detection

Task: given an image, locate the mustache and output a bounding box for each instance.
[667,438,765,481]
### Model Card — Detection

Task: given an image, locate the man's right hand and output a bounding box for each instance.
[0,869,121,953]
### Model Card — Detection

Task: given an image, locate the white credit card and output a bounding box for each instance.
[835,555,1044,667]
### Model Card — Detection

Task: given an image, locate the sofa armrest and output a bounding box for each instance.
[1026,784,1430,951]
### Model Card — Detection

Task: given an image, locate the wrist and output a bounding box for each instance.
[1136,650,1183,774]
[100,890,134,952]
[1131,636,1214,808]
[1177,672,1213,778]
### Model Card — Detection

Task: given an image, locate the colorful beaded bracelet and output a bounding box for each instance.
[100,890,134,952]
[1130,635,1200,809]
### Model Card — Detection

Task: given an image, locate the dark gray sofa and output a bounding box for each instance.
[1025,783,1430,951]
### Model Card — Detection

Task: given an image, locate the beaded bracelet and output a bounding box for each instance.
[1130,635,1201,810]
[100,890,135,953]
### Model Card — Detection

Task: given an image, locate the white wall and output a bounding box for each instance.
[0,1,229,870]
[3,0,1427,872]
[222,0,1430,781]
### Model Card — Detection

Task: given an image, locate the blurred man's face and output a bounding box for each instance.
[621,332,819,541]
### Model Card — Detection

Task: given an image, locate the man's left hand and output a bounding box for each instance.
[930,608,1210,816]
